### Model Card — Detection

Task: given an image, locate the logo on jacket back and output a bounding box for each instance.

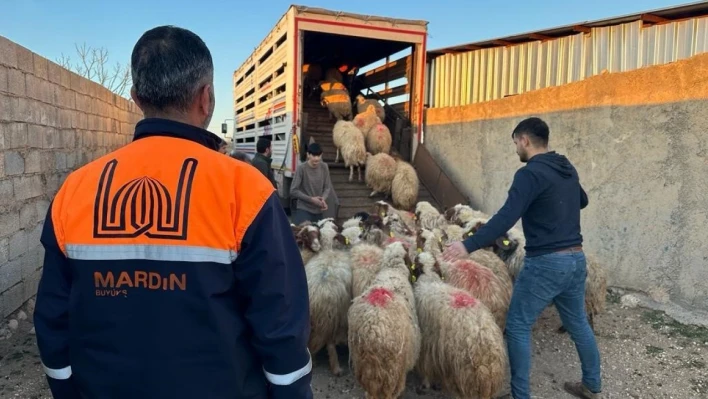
[93,158,198,240]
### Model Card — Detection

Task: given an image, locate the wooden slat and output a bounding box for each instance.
[360,55,411,88]
[376,84,409,100]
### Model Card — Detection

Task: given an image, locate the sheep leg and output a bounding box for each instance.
[348,165,354,182]
[357,165,362,181]
[326,343,342,376]
[335,148,340,163]
[369,190,378,197]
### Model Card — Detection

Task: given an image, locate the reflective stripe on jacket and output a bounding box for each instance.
[320,81,350,104]
[33,118,313,399]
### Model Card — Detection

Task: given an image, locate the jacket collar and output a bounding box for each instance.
[254,152,271,162]
[133,117,223,151]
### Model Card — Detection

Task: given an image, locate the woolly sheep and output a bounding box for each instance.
[467,220,525,281]
[304,230,353,376]
[365,152,397,198]
[352,106,379,138]
[373,200,416,232]
[365,121,392,156]
[332,120,361,164]
[340,127,367,182]
[355,94,385,121]
[444,203,491,227]
[391,160,419,211]
[294,224,321,265]
[414,201,446,231]
[412,252,508,398]
[349,243,385,298]
[347,242,421,399]
[440,257,512,329]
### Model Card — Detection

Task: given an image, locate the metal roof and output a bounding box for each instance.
[427,0,708,58]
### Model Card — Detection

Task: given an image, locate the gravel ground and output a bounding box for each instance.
[1,294,707,399]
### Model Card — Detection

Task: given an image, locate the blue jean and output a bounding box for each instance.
[505,250,602,398]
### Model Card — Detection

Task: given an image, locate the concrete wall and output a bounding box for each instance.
[0,35,142,318]
[424,52,708,311]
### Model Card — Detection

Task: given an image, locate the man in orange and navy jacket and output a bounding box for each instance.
[33,25,313,399]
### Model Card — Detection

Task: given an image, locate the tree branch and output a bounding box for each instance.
[55,43,131,99]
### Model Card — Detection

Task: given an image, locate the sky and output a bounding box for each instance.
[0,0,686,136]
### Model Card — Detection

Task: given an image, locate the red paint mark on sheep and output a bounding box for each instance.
[451,292,477,308]
[452,259,493,290]
[366,287,394,307]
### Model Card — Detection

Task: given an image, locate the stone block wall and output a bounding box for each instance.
[0,35,142,317]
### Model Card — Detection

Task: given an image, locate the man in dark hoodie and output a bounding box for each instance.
[251,137,277,188]
[442,117,602,399]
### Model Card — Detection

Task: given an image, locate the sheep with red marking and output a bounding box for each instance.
[373,200,417,232]
[353,105,379,139]
[411,251,508,398]
[365,153,397,199]
[349,243,385,298]
[304,228,354,376]
[444,203,490,227]
[355,94,385,121]
[366,121,392,155]
[347,242,421,399]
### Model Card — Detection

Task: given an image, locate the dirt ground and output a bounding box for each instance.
[1,293,707,399]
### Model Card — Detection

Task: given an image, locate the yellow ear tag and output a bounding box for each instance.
[468,232,474,236]
[345,237,350,245]
[503,240,510,246]
[417,248,422,253]
[411,264,416,270]
[411,275,417,282]
[438,237,442,243]
[389,231,394,237]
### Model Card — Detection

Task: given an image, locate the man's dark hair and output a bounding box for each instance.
[131,25,213,114]
[256,137,271,154]
[512,117,549,147]
[307,142,323,156]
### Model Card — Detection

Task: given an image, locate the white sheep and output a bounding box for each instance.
[364,152,397,198]
[444,203,491,227]
[332,120,361,164]
[414,201,446,230]
[391,160,419,211]
[347,242,421,398]
[349,243,385,298]
[339,127,367,182]
[294,224,321,265]
[412,251,508,398]
[365,121,392,155]
[304,230,354,376]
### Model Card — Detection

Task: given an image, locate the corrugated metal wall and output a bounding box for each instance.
[427,16,708,108]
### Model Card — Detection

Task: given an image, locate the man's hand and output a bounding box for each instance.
[442,241,469,263]
[314,197,327,211]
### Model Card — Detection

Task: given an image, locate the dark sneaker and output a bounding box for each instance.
[563,382,602,399]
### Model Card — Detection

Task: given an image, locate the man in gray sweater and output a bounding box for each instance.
[289,143,333,225]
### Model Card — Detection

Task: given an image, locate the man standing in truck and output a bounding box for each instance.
[442,117,602,399]
[33,25,313,399]
[289,142,333,225]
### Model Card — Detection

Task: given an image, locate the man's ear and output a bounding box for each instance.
[199,84,212,116]
[130,86,141,107]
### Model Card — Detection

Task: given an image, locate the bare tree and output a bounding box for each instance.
[57,43,131,98]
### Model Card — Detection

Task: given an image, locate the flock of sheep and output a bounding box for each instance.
[307,65,421,211]
[291,200,608,399]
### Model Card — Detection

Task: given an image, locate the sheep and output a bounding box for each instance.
[414,201,446,231]
[347,242,421,399]
[557,252,608,334]
[338,127,367,182]
[466,220,526,281]
[365,152,397,198]
[391,160,419,212]
[332,120,361,164]
[349,243,385,298]
[444,203,491,227]
[304,231,353,377]
[294,224,321,265]
[355,94,385,121]
[352,105,379,138]
[373,200,417,233]
[412,251,508,398]
[365,121,392,156]
[433,224,465,245]
[440,257,512,330]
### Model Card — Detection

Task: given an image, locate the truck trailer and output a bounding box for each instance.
[227,5,428,211]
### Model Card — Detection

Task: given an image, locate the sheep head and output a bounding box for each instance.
[467,221,519,255]
[356,94,365,104]
[332,232,353,250]
[373,201,390,219]
[296,225,321,252]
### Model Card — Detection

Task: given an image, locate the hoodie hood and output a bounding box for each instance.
[528,151,574,178]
